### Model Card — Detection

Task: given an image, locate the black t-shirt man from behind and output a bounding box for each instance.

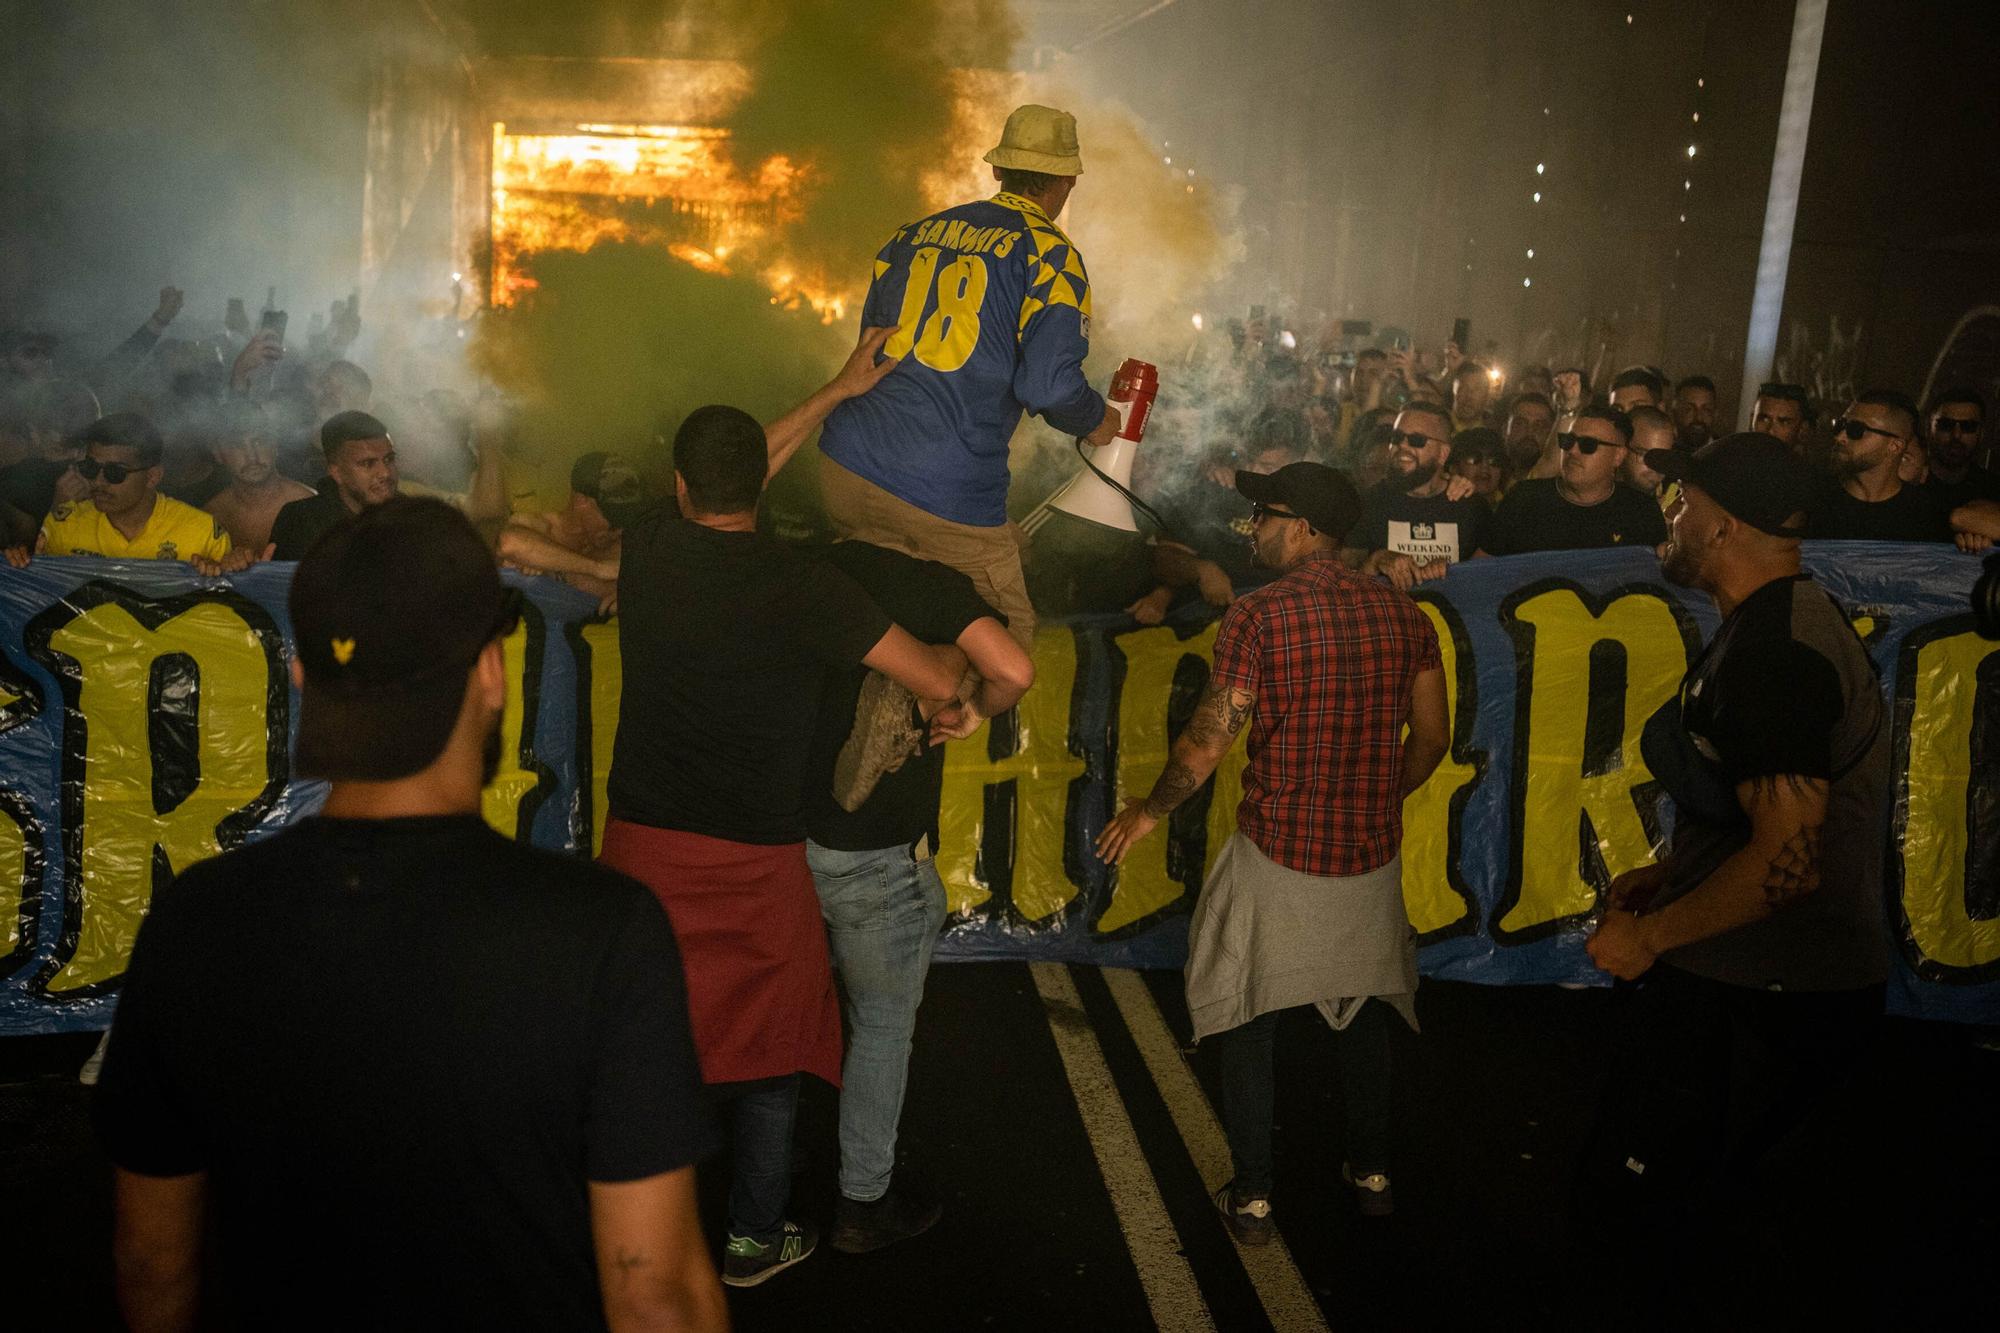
[1804,390,1952,542]
[267,410,401,559]
[1342,402,1492,590]
[801,542,1031,1254]
[94,498,727,1332]
[600,380,974,1288]
[1488,405,1668,554]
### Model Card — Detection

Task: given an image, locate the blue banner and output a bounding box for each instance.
[0,544,1993,1034]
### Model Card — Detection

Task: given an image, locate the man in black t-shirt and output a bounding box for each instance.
[1805,390,1951,542]
[1342,402,1491,589]
[801,543,1030,1254]
[1585,435,1887,1320]
[1488,405,1666,554]
[268,410,401,559]
[1920,388,1999,512]
[601,395,970,1288]
[95,499,726,1331]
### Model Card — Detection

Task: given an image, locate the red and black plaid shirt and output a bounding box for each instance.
[1209,553,1442,877]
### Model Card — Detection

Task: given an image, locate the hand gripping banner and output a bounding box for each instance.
[0,545,1993,1034]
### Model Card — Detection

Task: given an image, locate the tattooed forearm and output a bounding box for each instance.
[1181,683,1255,751]
[1760,823,1823,907]
[1144,761,1204,819]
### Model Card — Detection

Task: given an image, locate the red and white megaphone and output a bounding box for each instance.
[1043,358,1160,533]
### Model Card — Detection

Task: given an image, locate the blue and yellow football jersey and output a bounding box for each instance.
[818,191,1107,526]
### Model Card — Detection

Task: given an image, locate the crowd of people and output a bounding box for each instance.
[1079,313,1994,627]
[1,99,1981,1328]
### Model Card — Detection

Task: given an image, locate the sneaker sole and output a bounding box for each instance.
[721,1243,816,1289]
[829,1202,943,1255]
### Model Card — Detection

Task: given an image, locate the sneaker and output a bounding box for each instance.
[1341,1163,1394,1217]
[831,673,924,812]
[1215,1183,1274,1246]
[721,1219,818,1288]
[831,1181,943,1254]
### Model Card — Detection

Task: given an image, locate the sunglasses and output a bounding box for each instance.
[1251,503,1305,523]
[1557,432,1619,456]
[73,458,142,483]
[1932,418,1983,435]
[1390,429,1444,449]
[1830,417,1901,443]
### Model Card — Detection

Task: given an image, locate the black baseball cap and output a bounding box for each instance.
[569,450,653,529]
[1644,431,1813,537]
[289,497,522,780]
[1235,461,1363,542]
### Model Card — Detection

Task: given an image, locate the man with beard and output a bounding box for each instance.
[1804,390,1952,542]
[1670,375,1719,451]
[1750,382,1814,457]
[1096,461,1448,1236]
[1342,402,1492,589]
[1622,406,1679,506]
[1503,391,1557,479]
[269,411,401,559]
[1919,388,1997,510]
[1487,406,1666,554]
[95,499,727,1331]
[1584,434,1887,1322]
[204,401,314,555]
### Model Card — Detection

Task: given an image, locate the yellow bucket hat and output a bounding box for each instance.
[983,104,1083,176]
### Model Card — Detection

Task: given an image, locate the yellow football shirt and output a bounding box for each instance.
[41,495,233,563]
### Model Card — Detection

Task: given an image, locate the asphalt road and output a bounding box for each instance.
[4,965,1994,1329]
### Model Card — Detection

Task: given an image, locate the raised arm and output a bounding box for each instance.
[589,1167,729,1332]
[763,325,901,479]
[1095,678,1255,864]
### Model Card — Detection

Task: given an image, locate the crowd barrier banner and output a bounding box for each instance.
[0,544,1993,1035]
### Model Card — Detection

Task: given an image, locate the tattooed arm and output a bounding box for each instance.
[1094,679,1256,865]
[1589,772,1829,979]
[589,1166,728,1331]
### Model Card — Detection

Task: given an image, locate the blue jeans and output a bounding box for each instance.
[708,1074,799,1244]
[806,840,948,1202]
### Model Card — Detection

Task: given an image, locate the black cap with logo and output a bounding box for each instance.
[1234,461,1363,543]
[569,450,654,530]
[289,496,521,781]
[1643,431,1814,537]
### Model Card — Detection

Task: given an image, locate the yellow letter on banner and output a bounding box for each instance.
[579,620,621,857]
[1498,587,1691,938]
[1401,598,1483,937]
[0,794,34,962]
[479,619,544,840]
[938,629,1086,922]
[46,601,276,993]
[1898,629,2000,975]
[1101,622,1245,934]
